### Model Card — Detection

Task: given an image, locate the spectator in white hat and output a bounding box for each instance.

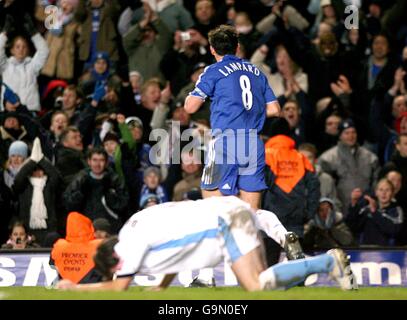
[4,140,28,188]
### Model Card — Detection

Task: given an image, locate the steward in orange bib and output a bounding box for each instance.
[50,212,104,284]
[262,118,320,241]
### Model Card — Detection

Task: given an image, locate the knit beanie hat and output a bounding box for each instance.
[8,140,28,158]
[338,118,356,137]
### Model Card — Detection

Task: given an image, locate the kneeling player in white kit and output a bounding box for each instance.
[56,196,357,291]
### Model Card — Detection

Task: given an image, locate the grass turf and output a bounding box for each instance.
[1,286,407,300]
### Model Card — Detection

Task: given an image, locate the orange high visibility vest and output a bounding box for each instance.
[51,212,103,284]
[265,135,315,193]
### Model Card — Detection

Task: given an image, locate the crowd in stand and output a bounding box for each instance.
[0,0,407,251]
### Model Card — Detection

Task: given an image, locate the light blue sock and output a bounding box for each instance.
[271,254,334,289]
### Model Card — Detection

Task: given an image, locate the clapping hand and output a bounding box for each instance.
[30,137,44,163]
[364,195,377,213]
[330,75,352,96]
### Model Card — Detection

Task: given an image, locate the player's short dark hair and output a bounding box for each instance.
[208,25,238,56]
[87,147,108,161]
[93,236,120,280]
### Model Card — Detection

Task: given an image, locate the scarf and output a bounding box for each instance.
[29,176,48,229]
[4,167,19,188]
[91,70,109,88]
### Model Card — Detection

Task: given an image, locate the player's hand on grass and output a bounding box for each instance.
[145,286,165,292]
[56,279,75,290]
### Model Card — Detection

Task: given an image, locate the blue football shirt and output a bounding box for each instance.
[190,55,276,134]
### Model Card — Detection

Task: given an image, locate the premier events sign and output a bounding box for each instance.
[1,250,407,287]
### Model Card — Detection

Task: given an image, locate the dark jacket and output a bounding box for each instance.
[346,199,404,246]
[354,55,398,122]
[368,93,400,164]
[277,24,346,103]
[0,169,13,244]
[63,168,129,232]
[12,158,61,243]
[303,199,355,250]
[262,135,320,237]
[55,146,87,190]
[382,152,407,244]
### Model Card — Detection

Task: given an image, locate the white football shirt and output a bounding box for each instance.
[114,196,260,277]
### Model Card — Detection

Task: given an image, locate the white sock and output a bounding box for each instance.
[259,267,277,290]
[255,209,288,247]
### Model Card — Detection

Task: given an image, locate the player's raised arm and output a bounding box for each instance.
[266,100,281,117]
[184,93,205,114]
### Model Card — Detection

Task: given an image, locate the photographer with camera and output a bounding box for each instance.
[1,221,40,250]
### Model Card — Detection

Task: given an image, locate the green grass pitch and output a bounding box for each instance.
[1,286,407,300]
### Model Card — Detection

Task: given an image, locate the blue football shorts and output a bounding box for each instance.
[201,132,267,195]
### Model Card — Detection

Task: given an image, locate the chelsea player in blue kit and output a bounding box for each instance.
[184,25,281,210]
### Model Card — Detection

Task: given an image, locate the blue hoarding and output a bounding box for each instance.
[0,250,406,287]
